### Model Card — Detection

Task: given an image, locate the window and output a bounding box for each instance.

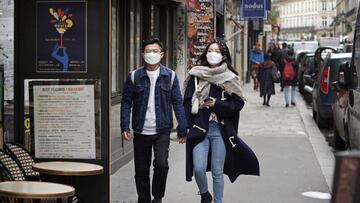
[322,0,326,11]
[322,16,327,27]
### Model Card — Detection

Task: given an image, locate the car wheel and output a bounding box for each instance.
[334,125,346,150]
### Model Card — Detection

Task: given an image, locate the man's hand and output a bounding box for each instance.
[122,131,131,141]
[177,136,187,144]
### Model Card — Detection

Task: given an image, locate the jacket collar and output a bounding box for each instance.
[139,64,169,78]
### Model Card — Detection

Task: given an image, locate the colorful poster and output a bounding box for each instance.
[36,1,87,72]
[187,0,215,66]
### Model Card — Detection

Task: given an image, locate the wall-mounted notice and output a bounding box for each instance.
[36,1,87,72]
[187,0,215,66]
[31,82,98,159]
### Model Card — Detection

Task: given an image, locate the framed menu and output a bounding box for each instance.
[28,79,101,159]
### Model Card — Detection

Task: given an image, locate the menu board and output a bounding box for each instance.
[187,0,215,66]
[30,81,100,159]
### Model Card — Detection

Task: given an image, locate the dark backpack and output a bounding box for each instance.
[282,59,295,81]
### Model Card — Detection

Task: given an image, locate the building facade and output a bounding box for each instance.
[273,0,336,40]
[333,0,359,40]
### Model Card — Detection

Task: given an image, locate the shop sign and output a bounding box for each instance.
[264,24,272,32]
[242,0,266,19]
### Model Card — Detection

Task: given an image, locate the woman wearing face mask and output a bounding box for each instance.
[183,39,260,203]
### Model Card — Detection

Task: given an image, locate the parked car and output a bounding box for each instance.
[334,6,360,149]
[299,53,314,101]
[296,50,313,94]
[311,52,352,128]
[332,63,350,149]
[303,47,339,103]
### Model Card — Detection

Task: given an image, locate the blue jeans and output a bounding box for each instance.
[284,85,296,105]
[193,121,226,203]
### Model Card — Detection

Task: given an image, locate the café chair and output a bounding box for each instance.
[4,142,40,181]
[0,150,26,203]
[0,149,25,181]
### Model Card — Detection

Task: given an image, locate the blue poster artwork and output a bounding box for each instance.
[37,1,87,72]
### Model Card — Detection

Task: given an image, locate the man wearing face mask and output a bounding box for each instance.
[120,37,187,203]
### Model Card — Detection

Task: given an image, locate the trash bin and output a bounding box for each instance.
[331,150,360,203]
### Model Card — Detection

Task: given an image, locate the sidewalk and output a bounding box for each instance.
[111,83,334,203]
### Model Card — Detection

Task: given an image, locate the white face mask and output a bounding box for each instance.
[144,52,162,65]
[206,52,223,66]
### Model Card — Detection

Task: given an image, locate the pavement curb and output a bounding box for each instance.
[296,96,335,191]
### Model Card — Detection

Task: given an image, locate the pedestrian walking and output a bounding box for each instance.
[250,42,264,91]
[258,54,276,107]
[279,42,289,92]
[183,38,260,203]
[281,49,298,107]
[120,37,187,203]
[270,43,281,68]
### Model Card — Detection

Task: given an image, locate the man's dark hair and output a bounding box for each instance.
[142,37,164,52]
[287,49,294,56]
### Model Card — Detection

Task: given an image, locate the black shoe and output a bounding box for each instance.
[285,104,289,108]
[152,198,162,203]
[263,102,266,106]
[266,103,270,107]
[291,102,296,106]
[200,191,212,203]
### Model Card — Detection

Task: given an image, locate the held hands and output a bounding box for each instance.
[177,136,187,144]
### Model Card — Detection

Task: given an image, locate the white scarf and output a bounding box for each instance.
[184,63,246,113]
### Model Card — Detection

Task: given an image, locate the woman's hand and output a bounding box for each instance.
[203,97,216,108]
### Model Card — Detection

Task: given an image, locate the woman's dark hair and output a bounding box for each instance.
[196,38,238,75]
[142,37,164,52]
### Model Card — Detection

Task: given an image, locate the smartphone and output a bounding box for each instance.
[204,98,212,102]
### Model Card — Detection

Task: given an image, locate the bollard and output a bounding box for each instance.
[331,150,360,203]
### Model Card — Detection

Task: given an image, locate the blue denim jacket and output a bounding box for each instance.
[120,65,187,137]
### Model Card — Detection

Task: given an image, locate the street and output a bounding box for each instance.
[111,83,335,203]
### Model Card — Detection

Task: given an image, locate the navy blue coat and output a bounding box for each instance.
[184,76,260,183]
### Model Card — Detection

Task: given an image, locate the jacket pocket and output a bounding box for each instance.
[134,85,145,93]
[132,85,145,128]
[160,84,172,125]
